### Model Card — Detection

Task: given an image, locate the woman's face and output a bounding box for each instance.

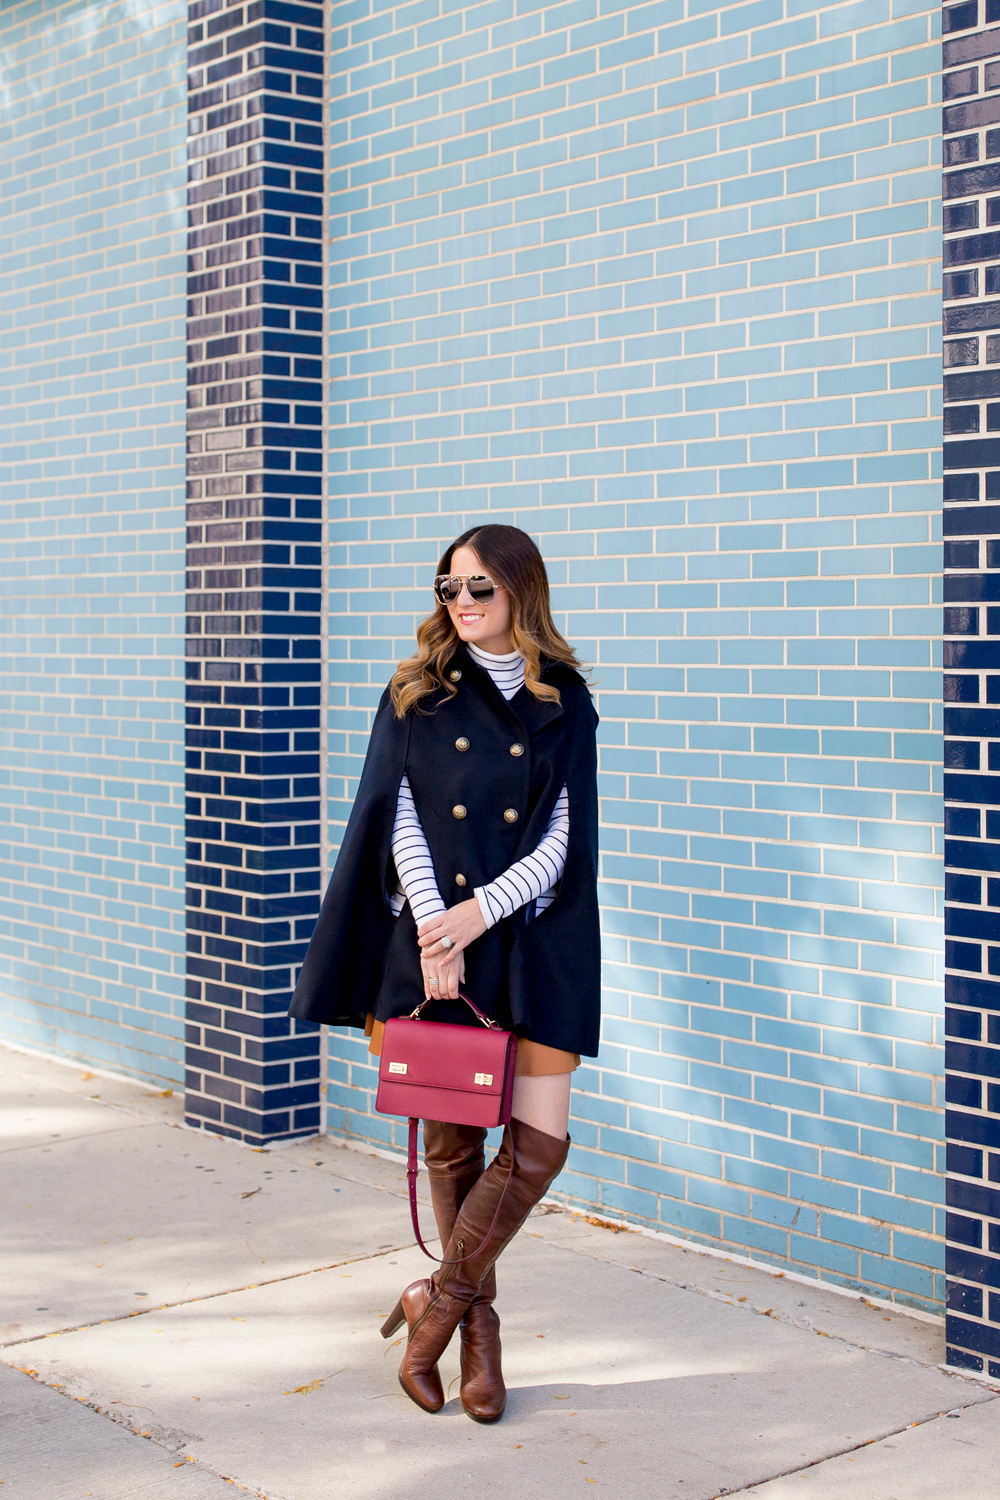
[444,545,514,655]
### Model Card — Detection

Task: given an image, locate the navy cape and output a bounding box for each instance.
[289,647,601,1056]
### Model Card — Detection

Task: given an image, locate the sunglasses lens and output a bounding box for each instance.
[467,576,495,602]
[435,576,462,603]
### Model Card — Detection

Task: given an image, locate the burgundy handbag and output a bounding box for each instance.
[375,992,517,1261]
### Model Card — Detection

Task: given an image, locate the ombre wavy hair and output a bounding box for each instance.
[390,525,584,718]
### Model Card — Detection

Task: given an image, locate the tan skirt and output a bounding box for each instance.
[364,1015,578,1076]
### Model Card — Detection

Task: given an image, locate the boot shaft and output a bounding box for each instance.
[422,1119,488,1244]
[422,1118,496,1303]
[434,1117,569,1303]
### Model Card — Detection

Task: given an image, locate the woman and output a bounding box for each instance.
[290,524,600,1423]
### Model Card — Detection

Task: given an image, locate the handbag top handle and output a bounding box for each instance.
[407,991,500,1029]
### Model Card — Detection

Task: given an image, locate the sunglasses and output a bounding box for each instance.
[433,574,500,605]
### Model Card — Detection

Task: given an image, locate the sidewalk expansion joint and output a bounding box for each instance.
[0,1239,417,1350]
[707,1394,1000,1498]
[527,1225,989,1385]
[0,1120,149,1157]
[4,1361,273,1500]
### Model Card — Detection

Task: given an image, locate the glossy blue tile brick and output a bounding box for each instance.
[0,0,946,1311]
[0,0,187,1086]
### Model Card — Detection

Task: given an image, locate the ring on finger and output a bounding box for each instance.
[440,934,453,949]
[428,973,439,985]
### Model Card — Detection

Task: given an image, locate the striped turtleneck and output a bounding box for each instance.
[466,641,525,699]
[389,645,569,929]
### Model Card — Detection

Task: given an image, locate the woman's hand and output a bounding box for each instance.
[420,946,465,1001]
[417,899,487,999]
[419,898,487,959]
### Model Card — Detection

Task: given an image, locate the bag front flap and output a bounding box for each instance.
[380,1016,511,1100]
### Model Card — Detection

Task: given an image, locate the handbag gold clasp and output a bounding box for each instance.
[474,1072,493,1086]
[388,1061,407,1074]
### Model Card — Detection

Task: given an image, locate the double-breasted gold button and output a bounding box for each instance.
[509,742,524,757]
[455,873,467,887]
[449,668,462,681]
[455,736,469,751]
[452,804,467,820]
[503,808,518,823]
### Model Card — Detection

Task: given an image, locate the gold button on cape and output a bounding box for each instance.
[448,668,462,681]
[455,736,470,751]
[503,808,518,823]
[509,742,524,756]
[452,804,467,819]
[455,873,467,887]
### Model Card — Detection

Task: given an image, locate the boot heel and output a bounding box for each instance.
[380,1298,405,1339]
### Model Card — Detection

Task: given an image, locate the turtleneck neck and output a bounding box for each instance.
[465,641,525,701]
[467,642,521,664]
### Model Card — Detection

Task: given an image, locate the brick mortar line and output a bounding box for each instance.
[328,51,941,98]
[322,422,937,438]
[331,125,939,170]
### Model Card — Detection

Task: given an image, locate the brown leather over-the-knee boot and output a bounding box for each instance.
[422,1120,503,1422]
[383,1118,569,1419]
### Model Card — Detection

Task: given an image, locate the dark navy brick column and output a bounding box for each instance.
[183,0,324,1145]
[943,0,1000,1372]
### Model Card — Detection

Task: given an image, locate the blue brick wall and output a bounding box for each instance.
[0,0,187,1082]
[322,0,944,1310]
[182,0,326,1144]
[939,0,1000,1377]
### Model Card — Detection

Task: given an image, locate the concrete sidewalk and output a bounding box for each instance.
[1,1043,997,1500]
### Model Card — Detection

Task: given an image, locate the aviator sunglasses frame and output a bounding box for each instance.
[433,573,502,606]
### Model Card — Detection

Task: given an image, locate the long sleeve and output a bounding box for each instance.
[390,775,446,928]
[474,784,570,928]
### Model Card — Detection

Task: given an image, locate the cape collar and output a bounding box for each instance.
[451,644,565,736]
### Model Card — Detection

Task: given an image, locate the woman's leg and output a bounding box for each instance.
[511,1072,571,1140]
[449,1079,569,1422]
[421,1121,502,1421]
[388,1115,569,1418]
[422,1120,489,1244]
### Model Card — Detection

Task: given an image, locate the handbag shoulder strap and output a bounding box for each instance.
[406,1118,514,1264]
